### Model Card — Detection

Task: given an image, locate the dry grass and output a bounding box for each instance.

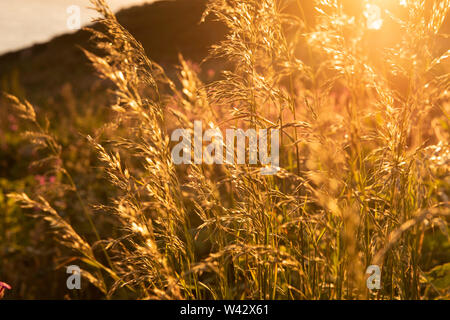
[6,0,450,299]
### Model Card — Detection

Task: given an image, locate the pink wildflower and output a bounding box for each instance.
[207,69,216,79]
[35,175,46,186]
[0,282,11,299]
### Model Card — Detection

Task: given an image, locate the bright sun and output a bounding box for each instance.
[364,3,384,30]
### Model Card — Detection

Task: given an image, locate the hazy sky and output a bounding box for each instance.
[0,0,154,54]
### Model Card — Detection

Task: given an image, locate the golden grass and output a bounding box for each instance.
[7,0,450,299]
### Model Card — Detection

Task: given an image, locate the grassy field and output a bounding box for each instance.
[0,0,449,299]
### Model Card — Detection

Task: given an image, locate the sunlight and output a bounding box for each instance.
[364,3,383,30]
[1,0,448,302]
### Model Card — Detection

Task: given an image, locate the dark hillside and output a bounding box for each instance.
[0,0,227,102]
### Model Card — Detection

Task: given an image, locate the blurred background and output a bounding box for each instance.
[0,0,153,54]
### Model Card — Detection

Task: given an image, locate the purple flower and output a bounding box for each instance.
[0,281,11,299]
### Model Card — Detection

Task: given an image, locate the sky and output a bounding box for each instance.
[0,0,154,54]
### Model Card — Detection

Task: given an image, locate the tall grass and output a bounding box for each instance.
[7,0,449,299]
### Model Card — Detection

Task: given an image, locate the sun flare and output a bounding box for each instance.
[364,3,384,30]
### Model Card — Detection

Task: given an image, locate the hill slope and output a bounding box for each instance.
[0,0,226,102]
